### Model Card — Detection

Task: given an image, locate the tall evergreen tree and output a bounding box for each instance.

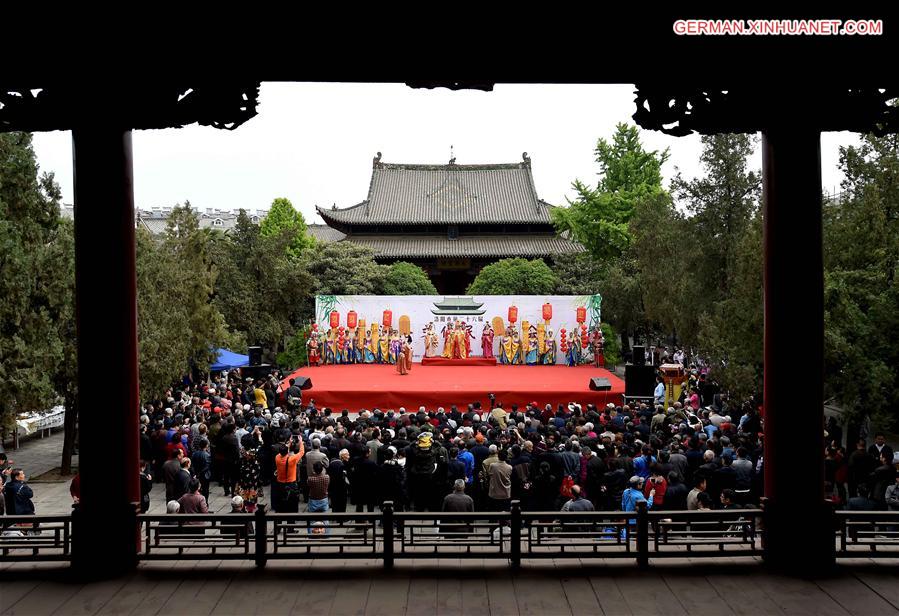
[0,133,65,433]
[259,197,314,257]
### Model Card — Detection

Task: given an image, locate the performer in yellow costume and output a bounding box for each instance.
[379,325,390,363]
[453,321,468,359]
[369,323,380,362]
[503,322,521,365]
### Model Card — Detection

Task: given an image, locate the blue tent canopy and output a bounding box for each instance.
[210,348,250,372]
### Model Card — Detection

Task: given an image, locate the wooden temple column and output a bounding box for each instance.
[761,128,833,570]
[71,128,141,575]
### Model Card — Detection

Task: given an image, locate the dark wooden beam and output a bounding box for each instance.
[761,128,833,571]
[71,128,140,575]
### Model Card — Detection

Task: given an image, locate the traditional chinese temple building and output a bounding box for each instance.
[312,153,584,293]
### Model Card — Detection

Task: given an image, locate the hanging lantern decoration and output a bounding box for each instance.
[576,306,587,324]
[329,310,340,329]
[383,309,393,328]
[542,302,553,322]
[347,310,358,329]
[508,305,518,324]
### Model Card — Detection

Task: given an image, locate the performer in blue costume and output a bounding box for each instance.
[543,328,556,364]
[525,326,538,365]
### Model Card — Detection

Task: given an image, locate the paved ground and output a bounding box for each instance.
[2,559,899,615]
[2,429,78,482]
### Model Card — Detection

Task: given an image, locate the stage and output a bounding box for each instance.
[282,364,625,412]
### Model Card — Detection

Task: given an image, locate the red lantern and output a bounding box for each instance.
[329,311,339,328]
[347,310,358,329]
[542,303,552,322]
[508,305,518,324]
[576,306,587,324]
[383,310,392,328]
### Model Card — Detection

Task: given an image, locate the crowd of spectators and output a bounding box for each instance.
[129,371,899,519]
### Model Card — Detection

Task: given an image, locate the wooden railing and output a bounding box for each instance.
[4,504,897,568]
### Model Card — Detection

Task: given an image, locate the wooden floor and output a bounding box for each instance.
[3,558,899,615]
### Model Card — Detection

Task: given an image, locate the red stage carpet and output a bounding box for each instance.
[420,357,497,367]
[282,364,624,412]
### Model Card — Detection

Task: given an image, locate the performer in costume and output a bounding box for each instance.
[543,327,556,364]
[306,324,321,366]
[324,327,336,364]
[423,323,439,358]
[481,324,495,359]
[497,328,507,364]
[389,329,401,365]
[441,325,452,358]
[591,327,605,368]
[504,324,521,365]
[346,327,356,364]
[368,323,379,363]
[453,321,468,359]
[463,323,473,358]
[525,325,538,365]
[562,328,577,366]
[580,325,590,366]
[398,335,413,375]
[403,335,413,372]
[378,325,389,364]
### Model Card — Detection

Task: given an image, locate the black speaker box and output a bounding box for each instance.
[248,346,263,366]
[625,365,656,397]
[589,377,612,391]
[631,345,646,366]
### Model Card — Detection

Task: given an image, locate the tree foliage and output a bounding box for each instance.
[382,262,437,295]
[0,133,66,432]
[822,132,899,429]
[259,197,314,257]
[552,123,669,260]
[305,241,387,295]
[212,209,314,349]
[466,258,558,295]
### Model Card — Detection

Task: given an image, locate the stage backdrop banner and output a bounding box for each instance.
[314,294,602,364]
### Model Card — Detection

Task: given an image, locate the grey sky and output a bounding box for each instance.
[32,83,857,224]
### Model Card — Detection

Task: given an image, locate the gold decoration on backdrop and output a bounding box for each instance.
[399,315,411,336]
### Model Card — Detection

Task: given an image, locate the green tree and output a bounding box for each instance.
[305,242,387,295]
[552,123,669,260]
[822,131,899,430]
[259,197,314,257]
[277,324,312,370]
[0,133,65,434]
[466,258,557,295]
[212,209,315,349]
[382,262,437,295]
[136,227,193,403]
[43,216,78,473]
[671,134,760,302]
[162,204,229,372]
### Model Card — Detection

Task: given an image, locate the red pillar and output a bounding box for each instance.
[71,129,140,574]
[761,128,833,570]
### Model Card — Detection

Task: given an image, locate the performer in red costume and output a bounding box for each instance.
[481,324,495,359]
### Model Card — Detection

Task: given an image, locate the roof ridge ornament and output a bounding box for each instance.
[373,151,382,168]
[522,152,531,167]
